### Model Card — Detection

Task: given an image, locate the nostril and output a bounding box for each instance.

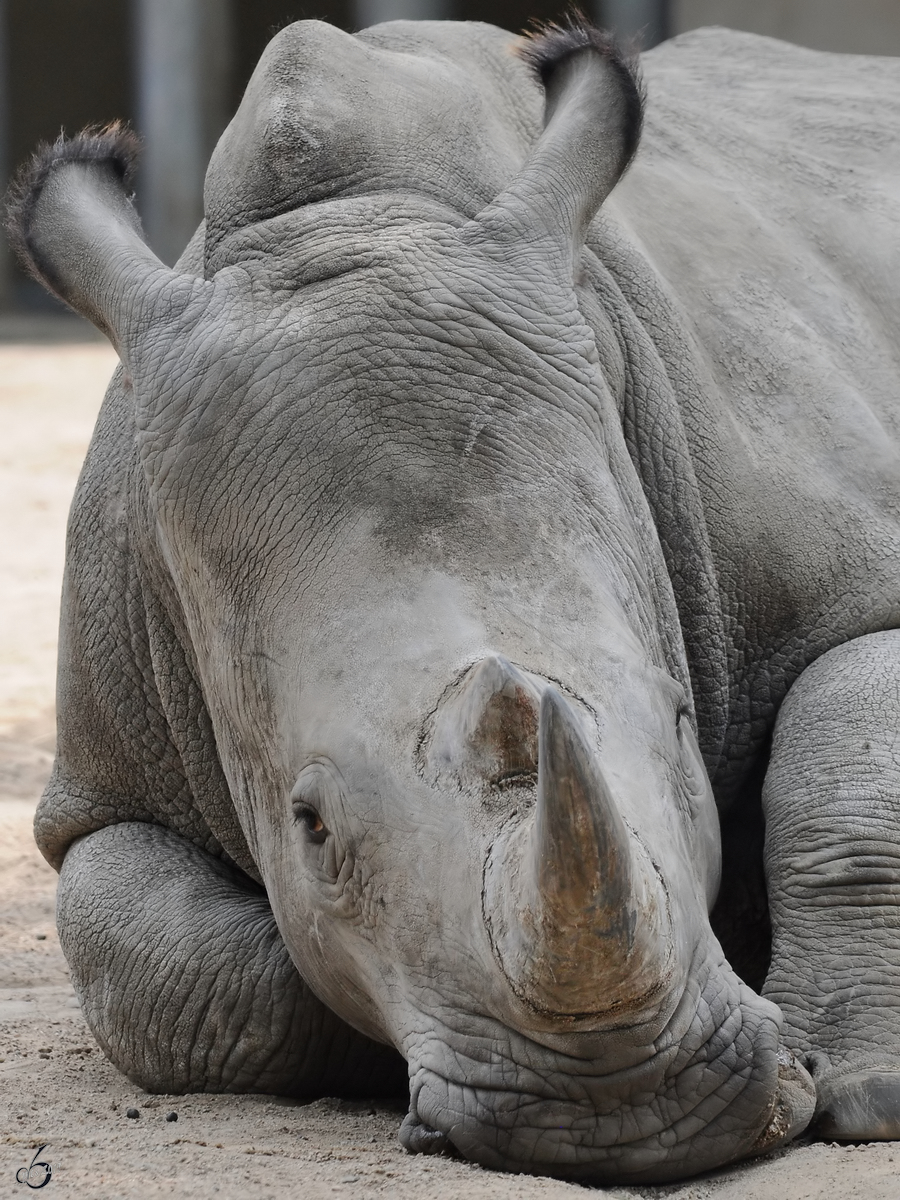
[399,1110,454,1156]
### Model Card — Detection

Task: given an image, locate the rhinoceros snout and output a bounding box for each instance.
[425,654,674,1022]
[401,1000,811,1184]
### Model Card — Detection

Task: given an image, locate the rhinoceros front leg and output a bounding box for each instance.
[762,630,900,1138]
[57,821,406,1097]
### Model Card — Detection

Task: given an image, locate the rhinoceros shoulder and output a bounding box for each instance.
[578,30,900,796]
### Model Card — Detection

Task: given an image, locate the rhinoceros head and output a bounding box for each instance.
[8,16,814,1182]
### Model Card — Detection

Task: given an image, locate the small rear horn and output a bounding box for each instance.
[426,655,541,790]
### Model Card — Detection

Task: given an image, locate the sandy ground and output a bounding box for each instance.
[1,342,898,1199]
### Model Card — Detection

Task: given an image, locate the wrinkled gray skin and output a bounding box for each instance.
[21,19,900,1184]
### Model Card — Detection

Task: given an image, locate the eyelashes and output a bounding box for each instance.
[294,801,328,844]
[291,757,345,848]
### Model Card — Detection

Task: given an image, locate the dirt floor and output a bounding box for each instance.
[1,342,898,1198]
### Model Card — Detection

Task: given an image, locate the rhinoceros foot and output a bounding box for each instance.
[748,1047,816,1156]
[398,1111,455,1157]
[812,1070,900,1141]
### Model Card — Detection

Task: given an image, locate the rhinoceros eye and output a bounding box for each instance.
[295,803,328,844]
[292,759,344,849]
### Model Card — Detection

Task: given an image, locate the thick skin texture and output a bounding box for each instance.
[763,632,900,1139]
[10,18,900,1185]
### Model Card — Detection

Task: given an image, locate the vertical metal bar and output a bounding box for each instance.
[134,0,232,266]
[598,0,669,48]
[352,0,452,32]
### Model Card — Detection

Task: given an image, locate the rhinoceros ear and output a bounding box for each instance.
[476,20,644,267]
[5,124,206,355]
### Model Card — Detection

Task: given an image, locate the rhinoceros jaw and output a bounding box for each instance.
[483,686,674,1024]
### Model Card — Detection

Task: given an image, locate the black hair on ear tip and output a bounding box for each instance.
[518,12,645,171]
[4,121,141,286]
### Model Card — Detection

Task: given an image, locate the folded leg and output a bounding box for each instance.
[58,821,407,1097]
[762,630,900,1138]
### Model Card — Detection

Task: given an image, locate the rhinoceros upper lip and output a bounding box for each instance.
[405,1048,777,1180]
[398,934,787,1177]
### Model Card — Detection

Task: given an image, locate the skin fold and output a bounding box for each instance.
[8,16,900,1184]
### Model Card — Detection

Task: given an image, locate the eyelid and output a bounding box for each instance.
[294,800,328,843]
[290,757,346,845]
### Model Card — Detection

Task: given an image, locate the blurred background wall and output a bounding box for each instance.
[1,0,898,314]
[674,1,900,55]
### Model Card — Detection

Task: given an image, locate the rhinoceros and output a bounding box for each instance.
[8,14,900,1184]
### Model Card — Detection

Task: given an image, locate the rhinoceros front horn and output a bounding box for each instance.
[484,688,673,1021]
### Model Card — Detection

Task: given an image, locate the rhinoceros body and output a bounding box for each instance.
[13,17,900,1184]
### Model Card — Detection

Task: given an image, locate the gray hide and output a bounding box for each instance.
[11,18,900,1185]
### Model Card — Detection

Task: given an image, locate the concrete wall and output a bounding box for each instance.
[673,0,900,55]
